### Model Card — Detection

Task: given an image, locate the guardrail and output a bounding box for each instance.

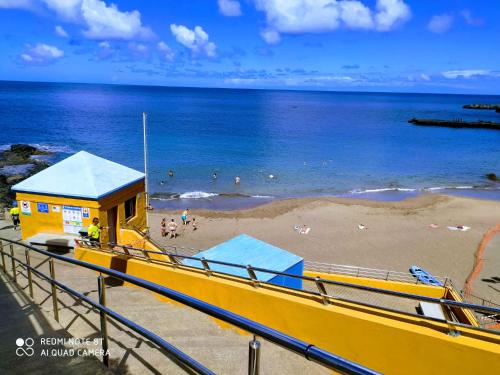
[0,237,378,375]
[76,240,500,335]
[304,261,449,285]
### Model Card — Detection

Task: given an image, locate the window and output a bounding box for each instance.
[124,196,136,221]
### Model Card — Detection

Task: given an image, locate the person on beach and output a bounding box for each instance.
[160,218,167,237]
[168,218,178,238]
[182,209,189,225]
[10,204,20,230]
[192,217,197,231]
[235,176,241,184]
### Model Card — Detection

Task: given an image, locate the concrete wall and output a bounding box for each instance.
[74,247,500,375]
[15,193,99,240]
[16,180,146,243]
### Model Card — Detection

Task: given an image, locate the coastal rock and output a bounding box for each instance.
[486,173,498,182]
[0,144,51,207]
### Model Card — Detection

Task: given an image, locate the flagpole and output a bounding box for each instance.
[143,112,149,230]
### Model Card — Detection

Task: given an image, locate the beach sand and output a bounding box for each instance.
[148,194,500,291]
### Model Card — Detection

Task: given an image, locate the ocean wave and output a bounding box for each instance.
[251,195,274,198]
[179,191,218,199]
[350,188,417,194]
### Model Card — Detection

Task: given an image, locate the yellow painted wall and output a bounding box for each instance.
[15,192,100,240]
[16,180,146,243]
[304,270,446,298]
[75,247,500,375]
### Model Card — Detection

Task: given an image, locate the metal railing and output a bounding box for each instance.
[304,260,449,285]
[81,240,500,335]
[0,237,378,375]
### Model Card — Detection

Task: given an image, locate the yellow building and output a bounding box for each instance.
[12,151,146,247]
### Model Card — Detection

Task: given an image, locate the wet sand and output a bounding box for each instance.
[148,194,500,290]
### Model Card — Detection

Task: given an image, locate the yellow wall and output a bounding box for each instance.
[304,270,446,298]
[75,247,500,375]
[16,180,146,242]
[15,192,100,240]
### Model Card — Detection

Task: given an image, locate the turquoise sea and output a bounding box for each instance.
[1,81,499,209]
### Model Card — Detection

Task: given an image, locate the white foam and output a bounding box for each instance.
[350,188,417,194]
[251,195,273,198]
[179,191,218,199]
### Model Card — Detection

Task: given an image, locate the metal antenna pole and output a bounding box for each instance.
[143,112,149,229]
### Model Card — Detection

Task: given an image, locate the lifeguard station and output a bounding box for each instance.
[12,151,146,248]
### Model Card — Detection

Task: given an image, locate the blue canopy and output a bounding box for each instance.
[12,151,144,200]
[182,234,303,282]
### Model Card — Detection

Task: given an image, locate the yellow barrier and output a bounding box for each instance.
[75,247,500,375]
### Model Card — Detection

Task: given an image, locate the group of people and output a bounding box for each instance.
[160,209,197,238]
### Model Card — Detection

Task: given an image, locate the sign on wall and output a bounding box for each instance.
[62,205,83,234]
[82,207,90,218]
[37,203,49,213]
[21,201,31,216]
[52,205,61,213]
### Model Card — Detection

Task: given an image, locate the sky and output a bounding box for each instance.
[0,0,499,94]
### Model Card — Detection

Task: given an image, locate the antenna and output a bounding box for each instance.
[143,112,149,229]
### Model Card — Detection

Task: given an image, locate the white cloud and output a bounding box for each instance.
[21,43,64,64]
[428,13,453,33]
[254,0,411,44]
[260,29,281,44]
[157,41,175,62]
[54,25,69,37]
[218,0,241,17]
[461,10,483,27]
[442,70,491,79]
[80,0,153,40]
[0,0,153,40]
[170,24,216,58]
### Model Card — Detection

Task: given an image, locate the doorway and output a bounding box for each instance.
[107,206,118,244]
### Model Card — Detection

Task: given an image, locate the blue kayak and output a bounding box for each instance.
[410,266,444,287]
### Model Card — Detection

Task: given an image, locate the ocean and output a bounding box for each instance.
[1,80,499,209]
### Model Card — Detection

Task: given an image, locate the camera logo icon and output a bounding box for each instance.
[16,338,35,357]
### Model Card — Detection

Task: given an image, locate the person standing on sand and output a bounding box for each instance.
[182,208,189,225]
[160,218,167,237]
[168,219,178,238]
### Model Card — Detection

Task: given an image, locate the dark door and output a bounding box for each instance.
[107,206,118,244]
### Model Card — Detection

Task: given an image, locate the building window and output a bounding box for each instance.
[125,196,136,221]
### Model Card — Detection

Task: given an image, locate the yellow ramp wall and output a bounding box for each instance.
[75,247,500,375]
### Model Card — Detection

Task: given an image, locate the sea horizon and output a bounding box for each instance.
[1,80,499,210]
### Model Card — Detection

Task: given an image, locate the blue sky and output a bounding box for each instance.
[0,0,499,94]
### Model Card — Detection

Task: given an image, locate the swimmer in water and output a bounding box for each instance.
[235,176,241,184]
[168,170,174,177]
[160,180,165,185]
[212,172,217,179]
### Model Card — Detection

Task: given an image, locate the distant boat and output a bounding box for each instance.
[410,265,444,286]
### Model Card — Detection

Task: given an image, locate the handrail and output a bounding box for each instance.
[1,237,379,375]
[100,241,500,318]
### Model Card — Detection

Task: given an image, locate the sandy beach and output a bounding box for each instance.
[148,194,500,292]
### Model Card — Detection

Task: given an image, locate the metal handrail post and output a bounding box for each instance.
[98,275,110,367]
[0,240,5,273]
[25,249,34,298]
[49,258,59,322]
[248,335,261,375]
[10,244,16,282]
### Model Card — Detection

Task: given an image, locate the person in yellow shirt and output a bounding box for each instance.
[87,217,105,243]
[10,204,20,231]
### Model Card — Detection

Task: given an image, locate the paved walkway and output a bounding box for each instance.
[0,222,328,374]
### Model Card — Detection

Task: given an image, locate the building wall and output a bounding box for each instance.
[15,192,99,240]
[74,247,500,375]
[15,180,146,243]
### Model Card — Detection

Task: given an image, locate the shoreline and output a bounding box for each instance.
[147,193,500,292]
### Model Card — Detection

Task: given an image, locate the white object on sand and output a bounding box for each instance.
[358,224,367,230]
[447,226,470,231]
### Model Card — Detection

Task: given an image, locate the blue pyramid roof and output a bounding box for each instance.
[13,151,144,200]
[182,234,303,281]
